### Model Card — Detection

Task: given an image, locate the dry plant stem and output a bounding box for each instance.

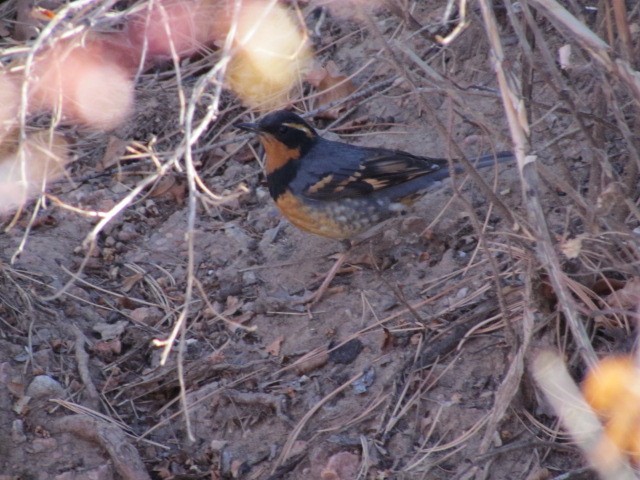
[476,263,533,465]
[384,0,438,43]
[378,361,438,441]
[223,389,289,423]
[380,41,502,113]
[12,0,114,255]
[265,455,307,480]
[478,0,597,368]
[409,415,489,466]
[10,196,42,263]
[599,0,614,46]
[152,0,243,442]
[138,367,267,441]
[52,415,151,480]
[521,8,536,128]
[318,392,389,435]
[530,0,640,104]
[585,86,606,228]
[358,436,371,479]
[516,1,615,220]
[305,249,350,307]
[532,352,635,479]
[72,325,100,409]
[444,100,515,346]
[57,264,158,308]
[195,280,256,331]
[611,0,634,64]
[389,41,518,229]
[601,78,640,217]
[51,399,138,435]
[273,370,364,471]
[41,164,172,302]
[591,6,635,225]
[535,162,589,214]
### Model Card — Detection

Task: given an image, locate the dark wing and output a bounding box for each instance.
[300,141,449,200]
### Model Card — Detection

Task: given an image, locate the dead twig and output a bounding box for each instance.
[51,414,151,480]
[478,0,597,368]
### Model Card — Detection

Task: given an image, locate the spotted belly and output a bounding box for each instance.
[275,190,397,240]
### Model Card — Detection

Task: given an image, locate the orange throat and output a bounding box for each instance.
[260,135,301,174]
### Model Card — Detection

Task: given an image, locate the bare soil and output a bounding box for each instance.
[0,1,634,479]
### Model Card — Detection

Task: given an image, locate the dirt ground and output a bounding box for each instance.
[1,1,638,479]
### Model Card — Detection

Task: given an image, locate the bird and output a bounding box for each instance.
[236,109,513,303]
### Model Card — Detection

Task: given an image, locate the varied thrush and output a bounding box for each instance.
[236,110,513,240]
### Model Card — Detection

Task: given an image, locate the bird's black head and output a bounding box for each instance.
[236,110,318,151]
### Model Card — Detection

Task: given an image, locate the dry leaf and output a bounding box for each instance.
[558,44,572,70]
[148,175,187,204]
[560,235,584,259]
[266,335,284,356]
[230,459,243,478]
[94,339,122,355]
[591,277,625,295]
[17,214,57,229]
[307,61,356,120]
[294,347,329,375]
[604,277,640,311]
[596,182,625,215]
[222,296,243,316]
[99,135,128,171]
[129,306,163,326]
[321,451,360,480]
[121,272,144,292]
[207,351,226,364]
[149,175,177,198]
[7,377,25,398]
[92,320,128,341]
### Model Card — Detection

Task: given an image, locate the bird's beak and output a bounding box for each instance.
[235,122,261,133]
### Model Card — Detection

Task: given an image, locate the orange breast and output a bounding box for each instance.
[275,190,367,240]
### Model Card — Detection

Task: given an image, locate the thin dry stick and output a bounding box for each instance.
[611,0,634,64]
[9,0,116,255]
[530,0,640,104]
[72,325,100,409]
[273,370,364,471]
[444,96,516,344]
[41,163,171,302]
[152,0,246,442]
[52,414,151,480]
[138,367,266,441]
[600,78,640,221]
[515,1,616,233]
[390,37,520,230]
[478,0,597,368]
[476,262,533,465]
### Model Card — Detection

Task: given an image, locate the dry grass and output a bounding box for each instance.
[2,0,640,479]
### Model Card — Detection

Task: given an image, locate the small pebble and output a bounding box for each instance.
[26,375,65,400]
[242,271,258,286]
[456,287,469,299]
[11,419,27,443]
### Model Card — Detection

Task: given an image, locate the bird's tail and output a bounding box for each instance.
[454,151,515,175]
[381,151,515,202]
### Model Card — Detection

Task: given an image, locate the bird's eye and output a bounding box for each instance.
[277,125,289,135]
